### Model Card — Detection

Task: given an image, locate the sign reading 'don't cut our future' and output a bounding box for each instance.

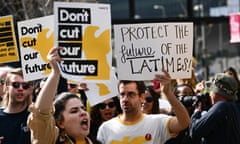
[114,22,193,80]
[0,15,19,64]
[17,15,54,81]
[54,2,112,83]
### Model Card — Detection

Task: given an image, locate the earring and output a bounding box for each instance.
[59,129,66,142]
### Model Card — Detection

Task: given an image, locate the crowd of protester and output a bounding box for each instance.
[1,0,240,143]
[0,45,240,144]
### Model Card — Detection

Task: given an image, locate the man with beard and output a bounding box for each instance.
[0,68,33,144]
[97,70,191,144]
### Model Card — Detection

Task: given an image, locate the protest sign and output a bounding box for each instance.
[17,15,54,81]
[85,71,118,106]
[54,2,112,82]
[0,15,19,63]
[114,22,193,80]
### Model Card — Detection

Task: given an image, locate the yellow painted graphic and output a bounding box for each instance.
[110,136,149,144]
[20,28,54,74]
[83,26,110,80]
[96,83,110,96]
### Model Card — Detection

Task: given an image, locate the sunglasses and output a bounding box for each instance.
[145,97,153,103]
[69,83,77,88]
[99,102,115,109]
[0,79,5,85]
[10,82,30,90]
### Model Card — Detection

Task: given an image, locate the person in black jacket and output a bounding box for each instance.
[190,73,240,144]
[0,68,33,144]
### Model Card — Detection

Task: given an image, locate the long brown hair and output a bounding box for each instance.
[145,86,160,114]
[224,67,240,89]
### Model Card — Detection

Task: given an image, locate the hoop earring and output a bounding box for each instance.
[59,129,67,142]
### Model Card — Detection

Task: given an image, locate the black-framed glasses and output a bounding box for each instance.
[10,82,30,90]
[145,97,153,103]
[99,102,115,109]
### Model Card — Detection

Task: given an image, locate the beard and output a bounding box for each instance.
[11,93,31,106]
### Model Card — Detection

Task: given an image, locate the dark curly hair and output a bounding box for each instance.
[145,85,160,114]
[89,96,121,144]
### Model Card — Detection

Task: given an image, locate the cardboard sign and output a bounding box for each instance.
[17,15,54,81]
[54,2,112,82]
[114,22,193,80]
[0,15,19,63]
[85,71,118,106]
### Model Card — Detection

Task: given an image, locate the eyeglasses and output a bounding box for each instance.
[145,97,153,103]
[99,102,115,109]
[10,82,30,90]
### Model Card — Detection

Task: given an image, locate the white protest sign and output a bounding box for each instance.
[114,22,193,80]
[54,2,112,83]
[85,71,118,106]
[17,15,54,81]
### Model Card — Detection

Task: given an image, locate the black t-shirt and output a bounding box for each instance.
[190,101,240,144]
[0,107,31,144]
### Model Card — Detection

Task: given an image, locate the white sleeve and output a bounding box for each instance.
[97,123,106,144]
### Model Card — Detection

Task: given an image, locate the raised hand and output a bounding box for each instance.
[154,70,171,94]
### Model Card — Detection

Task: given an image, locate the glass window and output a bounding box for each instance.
[193,0,239,17]
[135,0,187,19]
